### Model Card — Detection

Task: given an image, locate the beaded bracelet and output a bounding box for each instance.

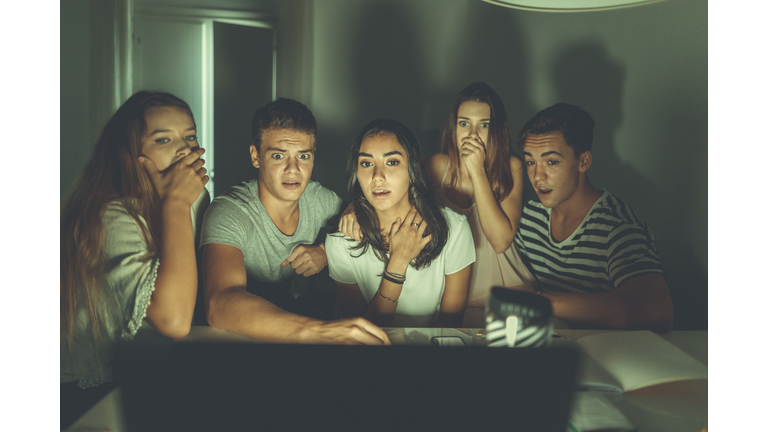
[377,288,398,303]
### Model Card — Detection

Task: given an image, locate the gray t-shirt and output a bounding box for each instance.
[200,179,343,307]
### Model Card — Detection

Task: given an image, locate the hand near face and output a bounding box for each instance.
[338,206,362,241]
[459,136,487,179]
[282,244,327,277]
[387,205,432,268]
[140,148,209,206]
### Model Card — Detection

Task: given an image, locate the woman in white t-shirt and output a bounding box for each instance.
[325,119,475,327]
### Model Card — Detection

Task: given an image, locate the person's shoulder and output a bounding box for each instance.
[425,153,449,175]
[303,180,342,212]
[522,199,547,214]
[102,199,143,225]
[305,180,337,196]
[591,190,647,227]
[213,180,258,204]
[440,206,468,228]
[425,152,449,166]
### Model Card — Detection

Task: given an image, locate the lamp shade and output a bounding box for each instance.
[482,0,664,12]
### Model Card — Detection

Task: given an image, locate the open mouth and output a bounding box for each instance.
[537,187,552,197]
[282,180,302,190]
[371,188,390,198]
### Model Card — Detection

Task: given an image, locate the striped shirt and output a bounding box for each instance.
[515,190,663,294]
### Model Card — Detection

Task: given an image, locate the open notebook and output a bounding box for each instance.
[552,330,707,393]
[115,341,579,431]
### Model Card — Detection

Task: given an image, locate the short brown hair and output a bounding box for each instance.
[517,103,594,156]
[251,98,317,152]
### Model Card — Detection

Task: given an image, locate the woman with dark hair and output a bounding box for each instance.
[60,91,209,428]
[424,83,537,326]
[326,119,475,327]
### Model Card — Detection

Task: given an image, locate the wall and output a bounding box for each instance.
[60,0,707,329]
[307,0,707,329]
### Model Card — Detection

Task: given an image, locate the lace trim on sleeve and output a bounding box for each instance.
[121,257,160,340]
[78,374,113,389]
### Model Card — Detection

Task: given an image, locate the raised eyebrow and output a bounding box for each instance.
[541,151,564,158]
[457,116,491,121]
[265,147,287,153]
[148,129,170,136]
[384,150,403,157]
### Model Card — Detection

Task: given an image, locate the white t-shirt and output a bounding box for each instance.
[325,208,475,327]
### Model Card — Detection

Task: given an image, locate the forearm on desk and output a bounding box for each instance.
[543,273,674,332]
[206,286,319,343]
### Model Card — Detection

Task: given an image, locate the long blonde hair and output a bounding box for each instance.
[60,91,195,349]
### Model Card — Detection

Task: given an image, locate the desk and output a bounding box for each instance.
[65,327,707,432]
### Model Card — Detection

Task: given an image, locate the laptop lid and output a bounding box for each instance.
[115,342,578,431]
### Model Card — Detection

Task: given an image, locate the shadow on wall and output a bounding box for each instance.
[417,0,536,205]
[312,0,428,197]
[551,42,707,330]
[312,0,534,202]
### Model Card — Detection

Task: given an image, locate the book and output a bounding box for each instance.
[552,330,708,393]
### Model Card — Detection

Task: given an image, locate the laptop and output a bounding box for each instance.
[114,341,579,431]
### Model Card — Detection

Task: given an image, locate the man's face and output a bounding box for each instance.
[250,128,315,204]
[522,133,588,210]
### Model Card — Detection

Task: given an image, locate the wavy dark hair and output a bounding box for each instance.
[345,119,448,270]
[441,82,515,202]
[61,91,195,351]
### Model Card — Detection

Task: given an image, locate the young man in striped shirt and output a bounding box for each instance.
[515,103,673,332]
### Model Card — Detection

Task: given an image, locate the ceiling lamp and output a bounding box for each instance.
[482,0,664,12]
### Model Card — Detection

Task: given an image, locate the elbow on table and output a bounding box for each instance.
[205,297,224,329]
[624,302,675,333]
[153,317,192,339]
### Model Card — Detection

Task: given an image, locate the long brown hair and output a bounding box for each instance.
[60,91,195,349]
[440,83,515,202]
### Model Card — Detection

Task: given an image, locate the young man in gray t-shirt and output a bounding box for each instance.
[200,98,390,345]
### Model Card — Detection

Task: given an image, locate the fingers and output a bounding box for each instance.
[181,147,205,164]
[339,214,362,241]
[403,205,418,226]
[389,217,402,238]
[138,155,160,176]
[352,319,391,345]
[284,245,304,265]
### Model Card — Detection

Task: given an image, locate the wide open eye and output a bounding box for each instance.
[458,121,468,127]
[360,161,372,168]
[271,153,284,160]
[298,153,312,160]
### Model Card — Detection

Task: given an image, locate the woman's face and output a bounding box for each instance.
[455,100,491,149]
[140,106,198,172]
[356,133,411,216]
